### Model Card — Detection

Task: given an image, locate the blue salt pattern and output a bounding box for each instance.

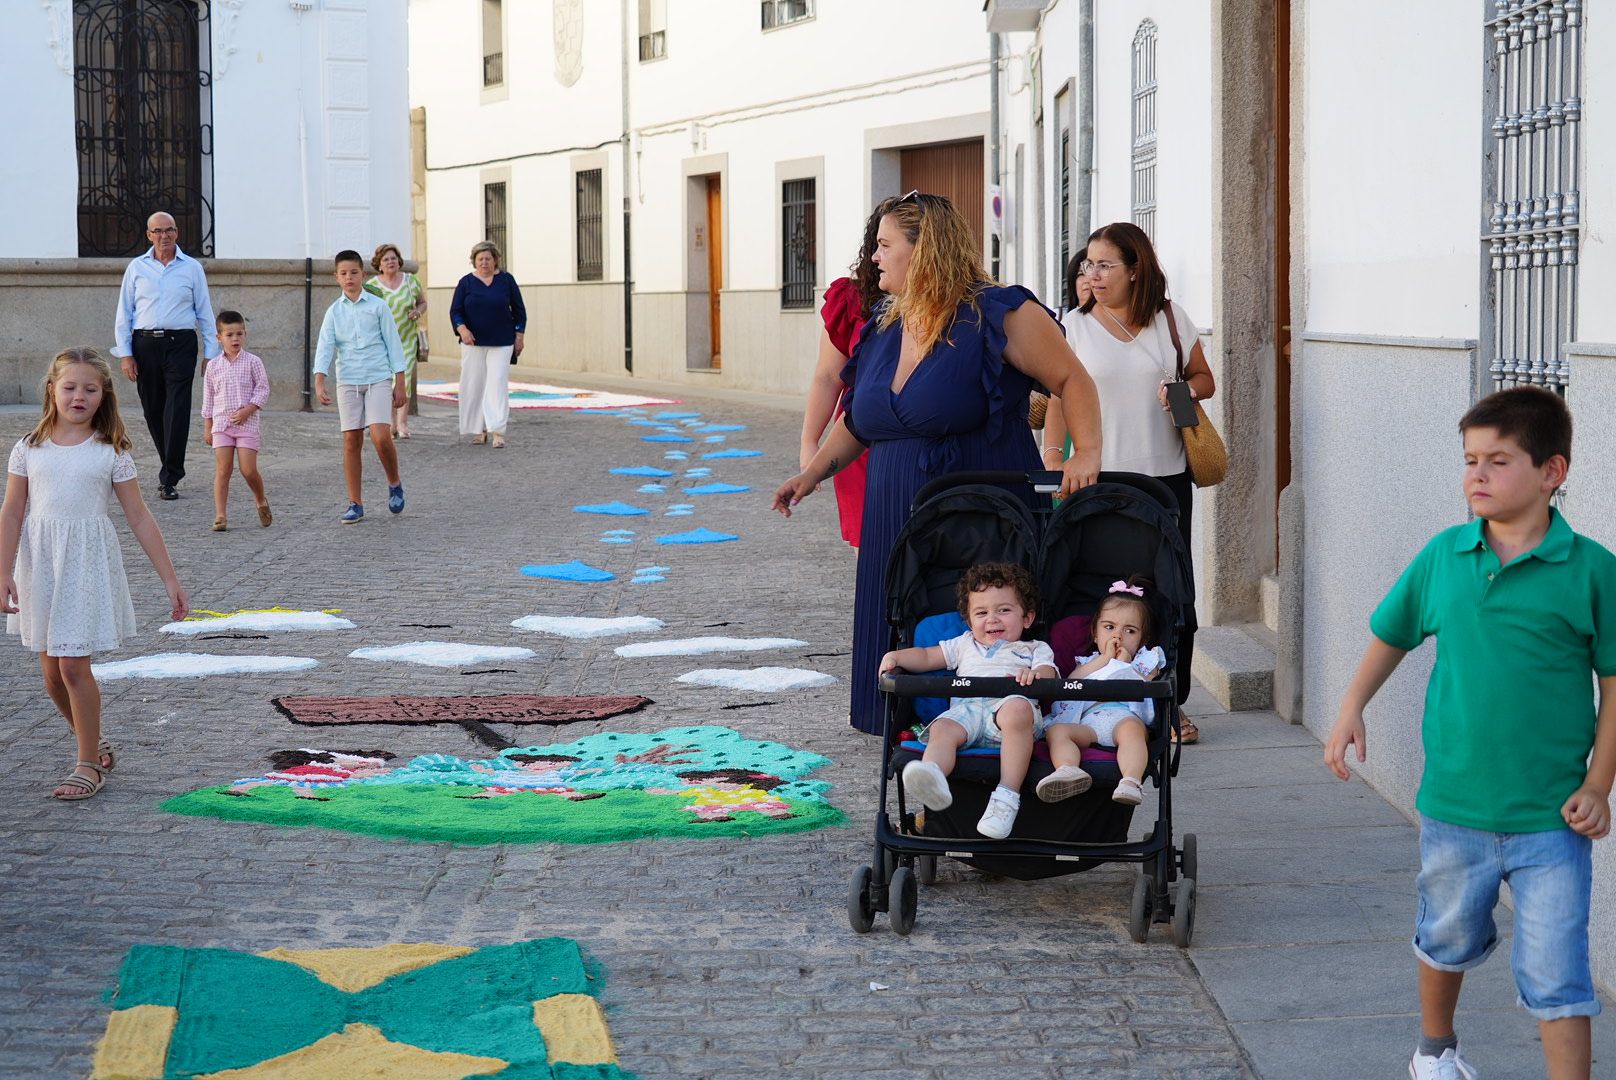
[609,466,675,477]
[642,433,694,443]
[574,501,651,516]
[658,528,739,545]
[701,449,764,459]
[685,483,751,495]
[520,560,616,582]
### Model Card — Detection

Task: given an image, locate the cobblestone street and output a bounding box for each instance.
[0,380,1264,1079]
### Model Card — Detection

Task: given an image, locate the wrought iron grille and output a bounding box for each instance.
[484,181,508,262]
[781,178,816,309]
[74,0,214,258]
[576,169,603,282]
[1482,0,1584,393]
[1057,126,1072,291]
[1131,19,1158,239]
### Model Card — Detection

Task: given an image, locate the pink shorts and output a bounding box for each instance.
[211,427,260,450]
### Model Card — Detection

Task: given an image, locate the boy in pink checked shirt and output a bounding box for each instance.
[201,310,271,531]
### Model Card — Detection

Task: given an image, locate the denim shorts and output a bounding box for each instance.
[1414,814,1600,1021]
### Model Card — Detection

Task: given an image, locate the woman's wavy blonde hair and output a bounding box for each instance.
[27,348,132,451]
[875,193,990,359]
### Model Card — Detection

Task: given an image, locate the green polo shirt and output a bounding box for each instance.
[1371,509,1616,832]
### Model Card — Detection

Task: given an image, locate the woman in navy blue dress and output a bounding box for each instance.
[773,193,1102,734]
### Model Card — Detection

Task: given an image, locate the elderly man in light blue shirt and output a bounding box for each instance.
[312,249,408,524]
[111,211,218,499]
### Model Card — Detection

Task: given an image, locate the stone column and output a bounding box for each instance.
[1207,0,1278,626]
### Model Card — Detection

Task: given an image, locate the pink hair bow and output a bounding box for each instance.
[1109,581,1145,597]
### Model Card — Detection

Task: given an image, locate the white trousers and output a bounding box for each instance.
[458,344,513,435]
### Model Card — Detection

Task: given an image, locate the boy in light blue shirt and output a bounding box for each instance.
[313,249,407,523]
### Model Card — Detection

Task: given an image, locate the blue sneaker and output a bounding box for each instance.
[387,484,405,514]
[341,503,364,524]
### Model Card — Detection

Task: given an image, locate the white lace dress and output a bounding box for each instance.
[6,437,139,656]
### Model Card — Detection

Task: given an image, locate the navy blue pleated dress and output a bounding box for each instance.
[844,284,1050,735]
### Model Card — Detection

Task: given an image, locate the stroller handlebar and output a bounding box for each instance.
[878,673,1174,702]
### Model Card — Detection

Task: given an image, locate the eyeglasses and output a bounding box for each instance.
[148,227,178,236]
[1079,259,1125,275]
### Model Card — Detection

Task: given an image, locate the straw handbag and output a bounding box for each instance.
[1028,391,1049,430]
[1163,304,1228,487]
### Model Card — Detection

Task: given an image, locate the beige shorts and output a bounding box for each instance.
[336,379,395,431]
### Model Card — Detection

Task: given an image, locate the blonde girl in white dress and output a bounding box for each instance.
[0,348,188,800]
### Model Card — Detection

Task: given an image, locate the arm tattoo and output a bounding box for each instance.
[825,457,841,477]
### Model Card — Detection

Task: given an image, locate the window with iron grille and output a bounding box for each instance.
[1131,19,1158,239]
[781,178,816,309]
[1481,0,1584,395]
[74,0,214,258]
[576,169,604,282]
[1057,126,1072,297]
[482,0,503,87]
[639,0,667,60]
[484,181,507,263]
[762,0,814,31]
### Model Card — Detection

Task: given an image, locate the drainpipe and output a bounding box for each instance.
[989,32,1001,280]
[1077,0,1094,239]
[620,0,634,373]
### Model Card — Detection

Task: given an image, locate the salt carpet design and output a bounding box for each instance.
[658,528,737,545]
[162,726,841,845]
[90,938,625,1080]
[92,653,320,681]
[349,642,537,668]
[613,636,806,658]
[521,561,616,582]
[161,609,356,635]
[676,667,839,691]
[609,466,674,477]
[271,694,652,729]
[573,501,650,516]
[417,379,674,410]
[701,449,763,459]
[511,615,665,638]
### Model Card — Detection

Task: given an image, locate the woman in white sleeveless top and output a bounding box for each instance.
[1045,222,1216,742]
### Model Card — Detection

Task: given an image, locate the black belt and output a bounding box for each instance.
[133,329,196,338]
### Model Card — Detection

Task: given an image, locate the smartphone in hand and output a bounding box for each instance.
[1165,380,1199,428]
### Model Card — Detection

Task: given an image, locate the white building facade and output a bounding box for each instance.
[409,0,1001,396]
[997,0,1616,991]
[0,0,411,407]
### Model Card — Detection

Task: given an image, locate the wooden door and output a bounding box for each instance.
[705,175,723,369]
[900,139,986,255]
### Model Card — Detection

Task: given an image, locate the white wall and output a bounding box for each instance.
[1303,0,1478,338]
[412,0,993,297]
[0,2,409,262]
[0,4,90,258]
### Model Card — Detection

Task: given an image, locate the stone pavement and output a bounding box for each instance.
[0,373,1607,1079]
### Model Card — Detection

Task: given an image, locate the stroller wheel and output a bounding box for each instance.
[1128,873,1152,943]
[848,865,877,934]
[916,854,937,885]
[889,867,918,936]
[1172,877,1197,947]
[1180,833,1199,884]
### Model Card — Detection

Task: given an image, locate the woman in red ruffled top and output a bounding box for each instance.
[797,199,895,548]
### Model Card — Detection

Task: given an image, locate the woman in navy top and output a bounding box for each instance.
[449,241,526,447]
[772,192,1103,734]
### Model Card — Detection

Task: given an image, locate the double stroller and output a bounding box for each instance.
[848,470,1199,945]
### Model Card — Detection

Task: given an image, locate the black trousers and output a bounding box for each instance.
[1158,468,1198,706]
[132,330,198,488]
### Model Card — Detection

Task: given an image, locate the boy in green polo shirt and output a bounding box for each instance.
[1326,386,1616,1080]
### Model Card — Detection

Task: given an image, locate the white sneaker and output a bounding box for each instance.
[902,760,953,811]
[1112,777,1144,805]
[1035,764,1093,802]
[977,789,1020,839]
[1409,1047,1478,1080]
